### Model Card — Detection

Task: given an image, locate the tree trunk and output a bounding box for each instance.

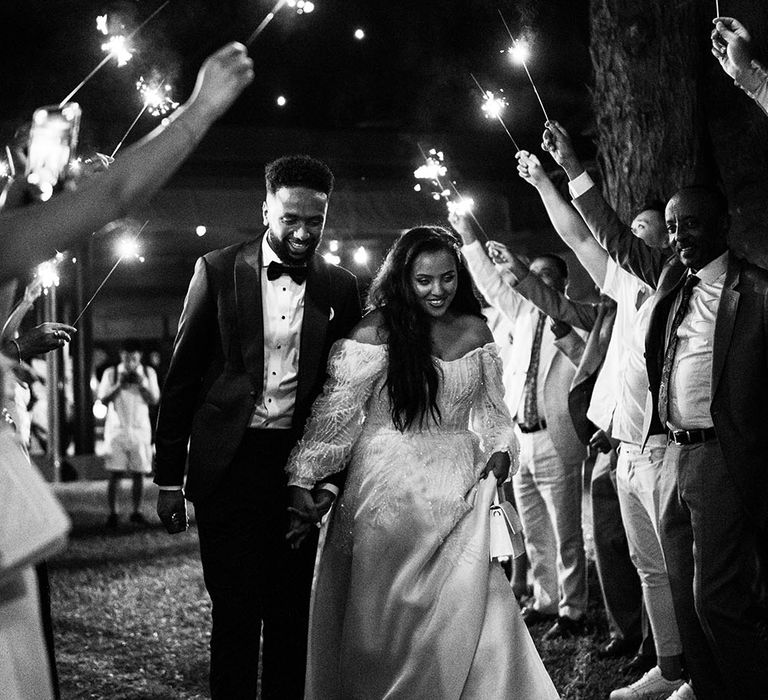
[590,0,768,265]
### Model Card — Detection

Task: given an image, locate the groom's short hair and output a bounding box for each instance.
[265,155,334,196]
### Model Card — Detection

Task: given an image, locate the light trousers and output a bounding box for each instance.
[616,437,682,658]
[514,429,587,619]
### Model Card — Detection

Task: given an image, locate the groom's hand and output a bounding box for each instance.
[286,486,319,550]
[312,487,336,519]
[157,489,188,534]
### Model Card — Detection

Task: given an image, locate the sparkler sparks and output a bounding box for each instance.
[499,12,551,124]
[137,77,179,117]
[96,14,109,35]
[100,35,134,67]
[481,90,508,120]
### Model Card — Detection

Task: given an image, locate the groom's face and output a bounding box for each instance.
[263,186,328,264]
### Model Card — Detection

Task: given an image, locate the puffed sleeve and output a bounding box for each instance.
[286,339,387,489]
[470,343,519,476]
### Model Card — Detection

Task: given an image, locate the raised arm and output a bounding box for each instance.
[449,211,527,322]
[517,150,608,288]
[485,240,600,332]
[712,17,768,117]
[542,120,666,288]
[0,42,254,282]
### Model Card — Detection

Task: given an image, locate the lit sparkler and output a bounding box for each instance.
[246,0,315,46]
[470,73,521,151]
[716,1,721,18]
[111,78,179,158]
[499,11,551,124]
[72,220,149,326]
[60,1,171,107]
[101,34,133,67]
[414,145,488,241]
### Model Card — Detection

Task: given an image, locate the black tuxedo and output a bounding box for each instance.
[154,235,361,698]
[574,186,768,699]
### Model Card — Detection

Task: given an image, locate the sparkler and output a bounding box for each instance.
[246,0,315,46]
[716,1,720,18]
[499,11,550,124]
[470,73,521,151]
[414,144,488,242]
[59,1,171,107]
[111,78,179,158]
[72,220,149,327]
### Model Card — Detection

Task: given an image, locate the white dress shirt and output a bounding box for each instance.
[666,252,727,430]
[249,236,306,429]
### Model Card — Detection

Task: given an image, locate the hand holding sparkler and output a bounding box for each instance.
[516,150,549,189]
[448,209,476,245]
[184,42,255,124]
[711,18,761,89]
[486,240,530,283]
[541,120,584,180]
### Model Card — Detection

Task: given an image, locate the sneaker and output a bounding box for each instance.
[609,667,685,700]
[129,512,148,525]
[106,513,118,529]
[665,683,695,700]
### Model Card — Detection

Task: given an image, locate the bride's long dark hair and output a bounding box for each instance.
[366,226,483,432]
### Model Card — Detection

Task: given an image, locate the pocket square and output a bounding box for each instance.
[329,306,335,321]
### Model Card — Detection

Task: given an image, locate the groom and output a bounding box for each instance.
[154,155,361,699]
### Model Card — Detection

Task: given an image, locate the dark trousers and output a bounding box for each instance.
[194,429,319,700]
[591,450,652,654]
[660,439,768,700]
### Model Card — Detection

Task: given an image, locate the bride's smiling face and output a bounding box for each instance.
[409,249,458,318]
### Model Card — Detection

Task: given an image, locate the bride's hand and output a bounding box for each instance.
[286,486,319,550]
[481,451,511,482]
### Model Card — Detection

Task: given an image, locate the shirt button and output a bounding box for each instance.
[277,345,281,349]
[271,372,276,376]
[267,398,272,403]
[283,287,286,292]
[281,315,286,320]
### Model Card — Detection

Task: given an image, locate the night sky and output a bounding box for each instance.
[1,1,594,157]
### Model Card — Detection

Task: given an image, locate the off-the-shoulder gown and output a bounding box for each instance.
[287,339,560,699]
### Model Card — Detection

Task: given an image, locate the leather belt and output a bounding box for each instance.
[518,419,547,434]
[667,427,716,446]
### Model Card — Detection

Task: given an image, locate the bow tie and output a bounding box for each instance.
[266,261,308,284]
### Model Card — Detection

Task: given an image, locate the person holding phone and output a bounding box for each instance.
[97,340,160,528]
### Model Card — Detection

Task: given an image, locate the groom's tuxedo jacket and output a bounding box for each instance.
[154,234,361,503]
[573,186,768,529]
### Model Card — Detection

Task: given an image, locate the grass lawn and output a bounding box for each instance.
[49,479,632,699]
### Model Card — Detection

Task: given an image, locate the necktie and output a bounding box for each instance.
[266,260,308,284]
[658,275,699,425]
[522,311,547,427]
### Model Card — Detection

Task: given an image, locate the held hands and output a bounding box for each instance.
[516,150,549,188]
[711,18,757,88]
[187,42,255,122]
[157,490,188,534]
[286,485,322,550]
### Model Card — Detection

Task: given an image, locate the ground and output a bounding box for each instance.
[49,479,633,699]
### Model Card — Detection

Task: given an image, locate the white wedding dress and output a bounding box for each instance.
[287,339,560,699]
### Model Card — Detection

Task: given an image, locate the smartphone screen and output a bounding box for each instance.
[25,102,81,200]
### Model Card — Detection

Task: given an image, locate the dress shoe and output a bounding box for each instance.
[621,653,657,676]
[106,513,119,529]
[542,615,587,641]
[129,511,148,525]
[520,606,557,626]
[609,666,685,699]
[665,682,695,700]
[598,635,642,659]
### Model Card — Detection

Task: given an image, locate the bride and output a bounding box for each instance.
[286,226,559,699]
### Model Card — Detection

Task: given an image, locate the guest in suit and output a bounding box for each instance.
[455,220,588,640]
[154,155,362,699]
[517,147,687,698]
[544,123,768,700]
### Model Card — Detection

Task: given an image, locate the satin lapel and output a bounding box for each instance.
[235,238,264,389]
[296,255,330,411]
[712,255,740,397]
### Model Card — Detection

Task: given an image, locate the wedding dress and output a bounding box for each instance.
[287,339,560,699]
